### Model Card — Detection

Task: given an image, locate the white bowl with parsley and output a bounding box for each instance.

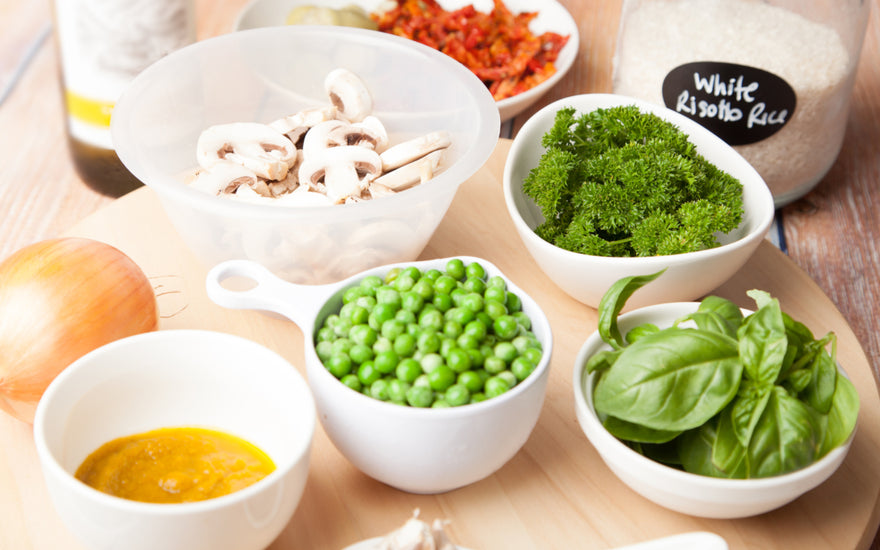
[502,93,775,309]
[571,276,858,518]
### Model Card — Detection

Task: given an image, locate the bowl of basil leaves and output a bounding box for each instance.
[572,272,859,519]
[502,93,775,310]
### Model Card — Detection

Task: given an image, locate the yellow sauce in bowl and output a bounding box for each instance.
[75,427,275,504]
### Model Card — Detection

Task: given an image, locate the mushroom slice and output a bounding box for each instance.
[379,130,451,172]
[327,121,383,149]
[366,181,396,199]
[197,122,296,181]
[297,146,382,203]
[189,160,260,196]
[302,119,348,157]
[356,115,389,151]
[324,68,373,122]
[374,149,444,191]
[269,106,340,148]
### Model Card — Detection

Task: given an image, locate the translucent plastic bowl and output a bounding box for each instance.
[112,26,499,284]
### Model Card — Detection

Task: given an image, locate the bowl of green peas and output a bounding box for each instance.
[206,256,553,494]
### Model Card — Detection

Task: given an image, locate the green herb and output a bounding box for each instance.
[586,271,859,479]
[522,105,744,257]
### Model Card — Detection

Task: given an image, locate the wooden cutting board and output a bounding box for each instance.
[2,140,878,550]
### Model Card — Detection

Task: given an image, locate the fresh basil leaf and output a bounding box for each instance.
[678,420,748,478]
[816,374,859,457]
[593,328,741,431]
[730,380,772,447]
[747,386,817,477]
[802,343,838,414]
[698,295,744,329]
[783,368,812,394]
[640,441,682,467]
[712,402,751,477]
[679,311,738,339]
[584,348,621,374]
[602,414,681,444]
[737,295,787,385]
[780,312,816,377]
[625,323,660,344]
[597,269,666,350]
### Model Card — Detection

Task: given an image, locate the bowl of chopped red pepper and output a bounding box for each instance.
[235,0,579,121]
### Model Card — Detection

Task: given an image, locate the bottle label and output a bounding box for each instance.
[661,61,797,146]
[55,0,194,149]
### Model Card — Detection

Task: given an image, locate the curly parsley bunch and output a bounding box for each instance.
[522,105,744,257]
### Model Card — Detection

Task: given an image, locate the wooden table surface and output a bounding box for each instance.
[1,0,878,547]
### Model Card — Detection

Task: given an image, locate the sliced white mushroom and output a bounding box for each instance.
[367,181,396,199]
[197,122,296,181]
[324,67,373,122]
[356,115,389,151]
[298,146,382,203]
[189,160,260,196]
[301,119,348,157]
[269,106,340,148]
[374,149,444,191]
[379,130,451,172]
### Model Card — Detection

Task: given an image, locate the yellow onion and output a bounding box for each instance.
[0,238,159,424]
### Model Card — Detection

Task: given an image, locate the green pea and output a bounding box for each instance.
[511,356,536,381]
[446,347,472,373]
[374,350,399,374]
[506,292,523,313]
[464,319,488,340]
[428,364,456,391]
[325,353,352,378]
[513,311,531,330]
[359,275,383,294]
[402,266,422,281]
[445,384,471,407]
[394,274,416,292]
[460,292,484,313]
[357,361,381,386]
[433,274,457,295]
[485,375,511,398]
[340,374,361,392]
[369,302,398,330]
[348,343,374,365]
[445,306,475,326]
[412,278,435,300]
[419,352,443,373]
[462,277,486,295]
[376,286,402,307]
[316,326,336,343]
[355,295,376,310]
[396,358,422,383]
[487,275,506,289]
[443,319,463,339]
[450,287,467,307]
[350,324,378,347]
[419,308,444,331]
[465,262,486,280]
[470,392,488,404]
[315,340,333,361]
[494,341,517,363]
[524,347,543,365]
[432,399,451,408]
[423,268,442,281]
[456,333,480,350]
[466,347,484,367]
[379,319,405,340]
[333,317,353,337]
[493,315,520,340]
[445,258,466,280]
[484,286,506,303]
[393,332,417,357]
[387,379,411,402]
[369,379,390,401]
[401,291,424,312]
[432,292,453,312]
[440,337,457,358]
[417,330,441,353]
[484,299,508,320]
[497,370,517,388]
[348,305,369,325]
[343,286,365,304]
[384,267,401,285]
[413,373,431,388]
[331,338,353,355]
[484,355,507,374]
[372,336,393,354]
[406,385,433,407]
[395,309,416,325]
[457,370,483,393]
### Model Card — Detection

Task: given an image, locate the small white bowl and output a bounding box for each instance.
[33,330,316,550]
[503,93,775,310]
[206,256,553,494]
[233,0,579,122]
[572,302,854,519]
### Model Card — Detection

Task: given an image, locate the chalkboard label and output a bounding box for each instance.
[661,61,796,146]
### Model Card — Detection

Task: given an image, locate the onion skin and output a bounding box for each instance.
[0,238,159,424]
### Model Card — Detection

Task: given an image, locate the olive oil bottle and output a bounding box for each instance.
[53,0,196,197]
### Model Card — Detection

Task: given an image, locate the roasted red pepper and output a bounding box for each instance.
[372,0,570,100]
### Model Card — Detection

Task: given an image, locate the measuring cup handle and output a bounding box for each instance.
[205,260,325,329]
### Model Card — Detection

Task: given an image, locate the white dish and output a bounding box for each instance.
[234,0,580,121]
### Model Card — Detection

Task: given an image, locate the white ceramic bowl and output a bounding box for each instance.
[206,256,553,494]
[233,0,579,122]
[112,26,499,285]
[572,302,854,519]
[33,330,316,550]
[503,93,775,310]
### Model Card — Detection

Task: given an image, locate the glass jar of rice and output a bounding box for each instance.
[612,0,870,207]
